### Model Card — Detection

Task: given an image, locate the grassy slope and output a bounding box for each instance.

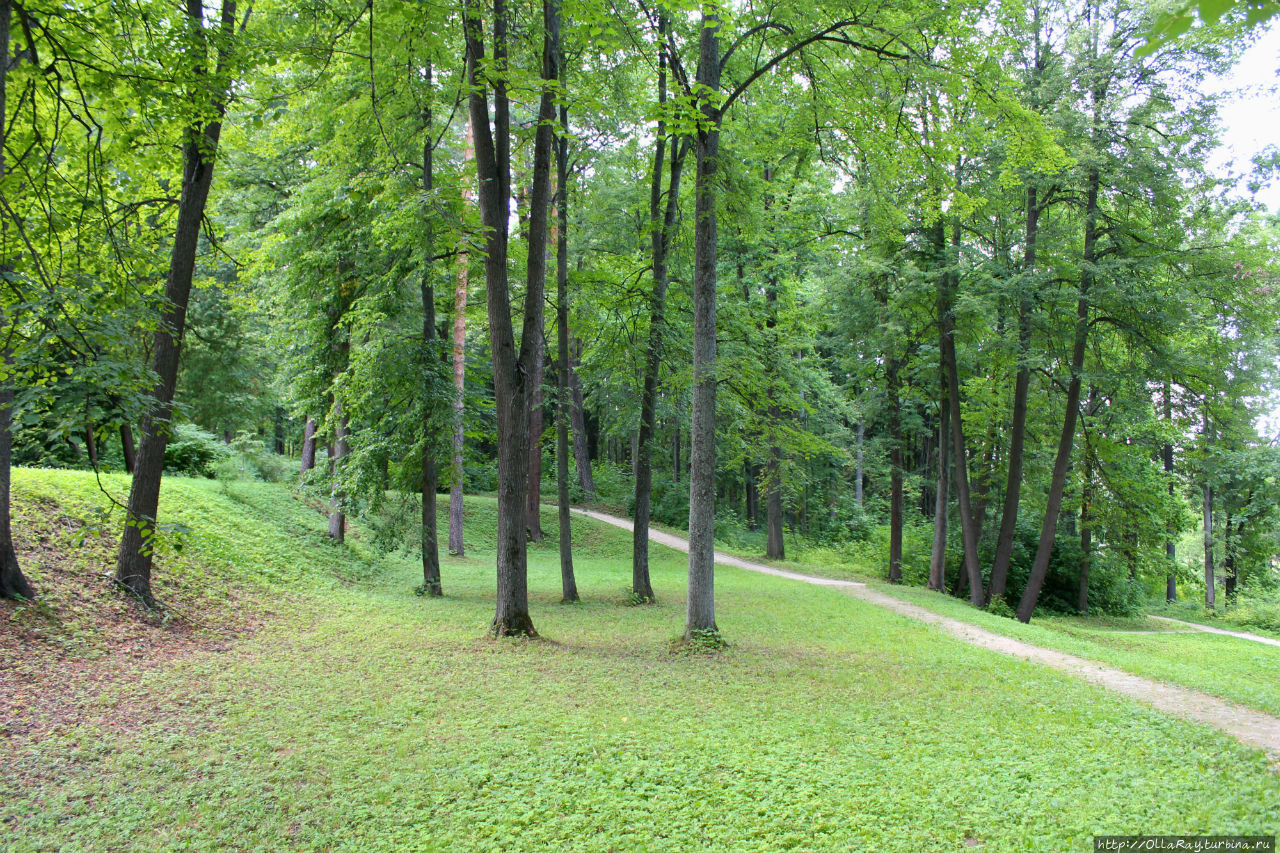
[3,470,1278,852]
[871,583,1280,719]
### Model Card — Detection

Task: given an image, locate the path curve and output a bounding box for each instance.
[575,507,1280,765]
[1150,615,1280,649]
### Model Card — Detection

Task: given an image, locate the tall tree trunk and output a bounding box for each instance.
[116,0,236,606]
[327,399,348,543]
[449,120,473,557]
[419,89,442,597]
[1203,482,1215,610]
[631,21,685,602]
[685,8,721,639]
[120,423,136,474]
[465,0,552,635]
[937,220,982,604]
[554,70,578,604]
[526,331,545,542]
[887,360,904,583]
[83,422,99,469]
[568,336,594,498]
[854,421,864,506]
[1079,449,1092,613]
[928,395,950,591]
[744,463,758,530]
[765,448,784,560]
[300,416,317,473]
[1162,382,1176,601]
[989,186,1040,602]
[1015,164,1097,624]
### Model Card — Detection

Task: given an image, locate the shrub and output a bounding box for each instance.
[164,425,229,478]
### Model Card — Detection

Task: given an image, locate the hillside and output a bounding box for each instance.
[3,470,1279,851]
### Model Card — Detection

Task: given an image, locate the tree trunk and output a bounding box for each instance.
[120,423,137,474]
[83,423,99,469]
[744,463,758,530]
[1162,382,1176,601]
[554,72,578,604]
[1224,520,1237,600]
[854,421,864,506]
[887,360,904,583]
[1015,164,1097,624]
[1079,451,1092,614]
[928,395,949,591]
[672,423,680,484]
[327,400,348,543]
[300,416,317,473]
[685,9,721,639]
[989,184,1039,603]
[448,120,473,557]
[419,92,442,597]
[568,336,594,498]
[937,220,982,605]
[0,318,32,599]
[526,330,545,542]
[765,453,784,560]
[1203,480,1215,610]
[631,23,684,603]
[465,0,552,635]
[116,0,236,606]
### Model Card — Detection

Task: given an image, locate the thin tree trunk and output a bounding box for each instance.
[419,89,442,597]
[300,416,317,473]
[83,423,99,469]
[1079,449,1092,613]
[928,396,950,591]
[937,220,982,604]
[1224,520,1237,600]
[1163,382,1176,601]
[448,120,473,557]
[744,462,758,530]
[526,331,545,542]
[327,400,348,543]
[568,336,594,498]
[632,21,684,602]
[854,421,864,506]
[465,0,551,635]
[685,8,721,639]
[120,423,136,474]
[1015,164,1097,624]
[989,185,1039,602]
[1204,481,1215,610]
[887,360,904,583]
[554,68,578,603]
[116,0,236,606]
[672,423,680,484]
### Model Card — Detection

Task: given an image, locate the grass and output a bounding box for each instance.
[4,469,1280,851]
[870,582,1280,719]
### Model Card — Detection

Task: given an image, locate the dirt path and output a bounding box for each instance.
[576,507,1280,765]
[1149,615,1280,649]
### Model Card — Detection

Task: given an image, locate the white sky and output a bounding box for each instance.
[1209,23,1280,211]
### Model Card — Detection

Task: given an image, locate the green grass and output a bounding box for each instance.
[871,582,1280,719]
[4,470,1279,851]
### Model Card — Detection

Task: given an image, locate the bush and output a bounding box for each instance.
[1220,597,1280,636]
[164,425,229,478]
[215,432,292,482]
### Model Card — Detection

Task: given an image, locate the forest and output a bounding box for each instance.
[3,0,1280,847]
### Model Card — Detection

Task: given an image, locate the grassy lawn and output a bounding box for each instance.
[4,471,1279,851]
[871,583,1280,719]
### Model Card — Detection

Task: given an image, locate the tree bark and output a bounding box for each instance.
[928,394,949,591]
[419,88,442,597]
[554,68,578,603]
[327,399,348,543]
[120,423,136,474]
[568,336,594,498]
[116,0,236,606]
[631,19,684,603]
[1079,449,1093,613]
[300,416,317,473]
[989,184,1039,602]
[526,330,545,542]
[887,360,904,583]
[937,220,982,604]
[1162,382,1176,601]
[685,8,721,639]
[1015,164,1097,624]
[1203,480,1215,610]
[465,0,552,635]
[448,120,473,557]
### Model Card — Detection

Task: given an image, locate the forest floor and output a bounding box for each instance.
[578,508,1280,764]
[4,471,1279,851]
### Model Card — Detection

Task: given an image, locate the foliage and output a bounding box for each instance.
[163,425,230,479]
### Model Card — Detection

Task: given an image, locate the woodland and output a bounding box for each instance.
[2,0,1280,846]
